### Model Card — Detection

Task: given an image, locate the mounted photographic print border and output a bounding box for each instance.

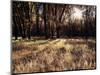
[11,0,96,74]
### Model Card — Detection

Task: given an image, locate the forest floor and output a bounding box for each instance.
[12,37,96,73]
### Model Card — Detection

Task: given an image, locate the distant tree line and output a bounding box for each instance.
[12,1,96,40]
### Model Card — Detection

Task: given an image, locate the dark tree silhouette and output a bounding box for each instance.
[12,1,96,40]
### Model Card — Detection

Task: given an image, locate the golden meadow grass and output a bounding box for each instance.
[12,38,96,73]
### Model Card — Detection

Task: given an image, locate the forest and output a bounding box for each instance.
[12,1,96,39]
[12,1,96,74]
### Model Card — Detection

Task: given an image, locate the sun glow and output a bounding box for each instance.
[72,7,83,20]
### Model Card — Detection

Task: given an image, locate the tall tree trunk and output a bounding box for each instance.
[43,4,48,39]
[27,2,31,39]
[85,6,89,39]
[36,3,39,36]
[13,16,18,40]
[13,2,18,40]
[57,5,66,38]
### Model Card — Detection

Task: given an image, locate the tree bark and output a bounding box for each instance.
[36,3,39,36]
[43,4,48,39]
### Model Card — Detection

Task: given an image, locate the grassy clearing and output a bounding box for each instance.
[12,38,96,73]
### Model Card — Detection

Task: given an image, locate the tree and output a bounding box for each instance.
[35,3,40,36]
[43,3,48,39]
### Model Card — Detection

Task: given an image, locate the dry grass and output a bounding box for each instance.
[12,38,96,73]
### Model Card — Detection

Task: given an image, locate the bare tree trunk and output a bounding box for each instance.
[36,3,39,36]
[43,4,48,39]
[27,2,31,39]
[12,2,19,40]
[13,16,18,40]
[56,4,66,38]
